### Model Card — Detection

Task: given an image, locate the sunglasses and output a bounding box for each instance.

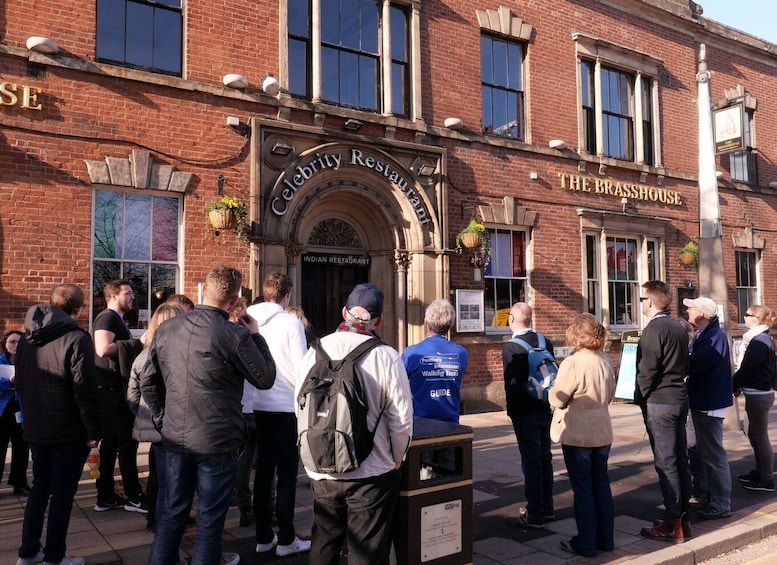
[744,312,755,318]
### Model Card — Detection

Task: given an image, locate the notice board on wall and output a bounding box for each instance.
[614,330,642,401]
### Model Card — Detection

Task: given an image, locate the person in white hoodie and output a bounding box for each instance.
[246,273,311,557]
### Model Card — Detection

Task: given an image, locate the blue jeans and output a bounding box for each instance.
[18,442,89,563]
[642,402,691,521]
[152,443,167,527]
[562,444,614,557]
[253,411,299,545]
[148,450,239,565]
[510,410,553,522]
[691,410,731,512]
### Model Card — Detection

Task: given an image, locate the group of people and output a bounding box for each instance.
[502,280,776,558]
[6,271,774,564]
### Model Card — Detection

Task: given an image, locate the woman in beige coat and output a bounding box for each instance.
[550,313,615,557]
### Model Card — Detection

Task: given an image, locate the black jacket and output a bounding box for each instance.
[503,330,554,419]
[140,305,276,455]
[635,313,689,405]
[15,304,102,445]
[733,332,776,392]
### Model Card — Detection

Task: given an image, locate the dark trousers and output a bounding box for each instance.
[97,386,141,500]
[510,410,554,521]
[0,398,29,487]
[18,442,89,563]
[745,392,775,480]
[642,402,691,521]
[562,444,614,557]
[253,411,299,545]
[235,412,257,512]
[309,471,400,565]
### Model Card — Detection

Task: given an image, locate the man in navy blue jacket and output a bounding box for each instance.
[684,296,733,520]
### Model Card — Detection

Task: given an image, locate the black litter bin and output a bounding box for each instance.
[393,417,473,565]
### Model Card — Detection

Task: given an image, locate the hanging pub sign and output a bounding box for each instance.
[713,103,745,154]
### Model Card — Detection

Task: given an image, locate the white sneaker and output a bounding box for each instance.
[276,537,311,557]
[16,550,44,565]
[255,533,278,553]
[221,552,240,565]
[43,557,84,565]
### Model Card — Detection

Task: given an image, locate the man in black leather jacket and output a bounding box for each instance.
[140,266,276,565]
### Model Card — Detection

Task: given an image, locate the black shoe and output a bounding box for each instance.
[505,510,543,529]
[696,506,732,520]
[737,469,760,483]
[239,510,254,527]
[125,493,149,514]
[743,478,776,492]
[94,492,128,512]
[13,485,30,496]
[559,540,576,554]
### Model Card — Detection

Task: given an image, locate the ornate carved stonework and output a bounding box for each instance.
[308,219,361,248]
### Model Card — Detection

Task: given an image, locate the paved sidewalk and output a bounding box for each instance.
[0,401,775,564]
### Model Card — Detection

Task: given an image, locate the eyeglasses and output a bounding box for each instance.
[639,297,649,302]
[744,313,755,318]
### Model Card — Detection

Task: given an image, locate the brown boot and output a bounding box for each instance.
[641,518,686,543]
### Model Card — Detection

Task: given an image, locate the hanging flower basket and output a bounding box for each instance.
[206,195,248,238]
[678,241,699,266]
[459,232,482,249]
[208,209,237,230]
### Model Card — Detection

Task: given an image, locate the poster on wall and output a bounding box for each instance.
[455,289,484,333]
[614,330,642,401]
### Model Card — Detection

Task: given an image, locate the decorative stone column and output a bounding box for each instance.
[393,252,410,351]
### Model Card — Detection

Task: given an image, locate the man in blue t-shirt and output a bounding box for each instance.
[402,299,468,424]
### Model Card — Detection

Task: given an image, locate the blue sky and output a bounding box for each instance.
[698,0,777,44]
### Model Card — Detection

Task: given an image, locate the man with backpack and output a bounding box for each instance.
[295,283,413,565]
[503,302,557,529]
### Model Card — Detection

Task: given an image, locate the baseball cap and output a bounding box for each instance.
[346,283,384,321]
[683,296,718,318]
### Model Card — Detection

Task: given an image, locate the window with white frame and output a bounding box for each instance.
[287,0,413,117]
[96,0,182,75]
[484,228,528,329]
[574,32,662,166]
[92,188,181,330]
[481,34,525,139]
[580,210,664,327]
[735,250,758,321]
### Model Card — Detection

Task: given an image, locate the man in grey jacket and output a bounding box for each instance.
[140,266,276,565]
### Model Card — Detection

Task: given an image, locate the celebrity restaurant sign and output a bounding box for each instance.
[557,172,683,206]
[270,148,432,226]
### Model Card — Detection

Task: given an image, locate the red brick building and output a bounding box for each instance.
[2,0,776,405]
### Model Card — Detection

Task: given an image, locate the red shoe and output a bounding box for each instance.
[641,518,686,543]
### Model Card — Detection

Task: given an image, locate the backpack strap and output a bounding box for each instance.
[536,333,546,350]
[508,337,534,352]
[345,337,383,362]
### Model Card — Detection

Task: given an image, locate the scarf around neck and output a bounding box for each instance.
[736,323,769,370]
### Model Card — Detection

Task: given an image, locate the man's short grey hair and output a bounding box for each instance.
[425,299,455,334]
[344,308,380,329]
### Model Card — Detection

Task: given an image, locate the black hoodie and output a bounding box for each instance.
[15,304,102,445]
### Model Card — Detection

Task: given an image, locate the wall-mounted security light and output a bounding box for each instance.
[529,171,539,180]
[639,172,648,183]
[548,139,566,150]
[444,117,465,130]
[271,142,293,156]
[343,118,364,132]
[417,163,436,176]
[598,163,607,176]
[769,181,777,189]
[26,36,59,54]
[226,116,249,136]
[222,74,248,89]
[261,74,281,96]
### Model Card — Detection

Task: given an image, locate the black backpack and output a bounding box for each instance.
[297,337,383,474]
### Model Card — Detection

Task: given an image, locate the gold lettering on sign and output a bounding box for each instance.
[557,172,682,206]
[0,82,44,110]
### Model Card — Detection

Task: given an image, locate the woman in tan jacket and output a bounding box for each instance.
[550,313,615,557]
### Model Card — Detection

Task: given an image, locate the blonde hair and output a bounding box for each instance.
[205,266,242,302]
[145,303,185,347]
[566,313,607,352]
[748,304,777,328]
[286,305,311,331]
